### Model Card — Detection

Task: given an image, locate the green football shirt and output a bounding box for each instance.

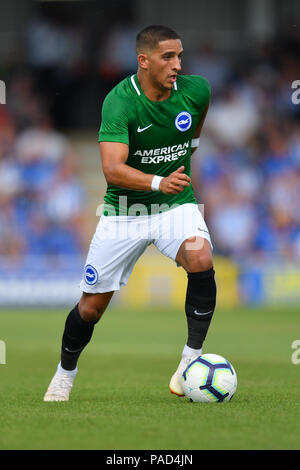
[98,74,211,215]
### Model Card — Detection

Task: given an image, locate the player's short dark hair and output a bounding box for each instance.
[136,25,181,54]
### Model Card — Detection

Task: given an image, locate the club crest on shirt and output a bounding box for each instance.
[84,264,98,285]
[175,111,192,132]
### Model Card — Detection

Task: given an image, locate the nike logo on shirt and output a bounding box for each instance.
[137,124,153,133]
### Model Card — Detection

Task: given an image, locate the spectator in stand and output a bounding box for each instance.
[0,104,86,269]
[0,109,26,261]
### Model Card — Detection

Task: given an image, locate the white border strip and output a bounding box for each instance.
[0,80,6,104]
[131,75,141,96]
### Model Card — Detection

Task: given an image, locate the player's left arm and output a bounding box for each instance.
[191,104,209,155]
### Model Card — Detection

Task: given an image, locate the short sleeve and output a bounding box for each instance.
[200,77,211,108]
[182,75,211,113]
[98,92,129,144]
[192,76,211,111]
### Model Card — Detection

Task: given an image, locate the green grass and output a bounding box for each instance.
[0,305,299,450]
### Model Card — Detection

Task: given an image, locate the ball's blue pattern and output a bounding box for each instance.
[183,356,234,402]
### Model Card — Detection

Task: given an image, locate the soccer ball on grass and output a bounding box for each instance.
[182,353,237,402]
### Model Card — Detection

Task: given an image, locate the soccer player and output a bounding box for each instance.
[44,25,216,401]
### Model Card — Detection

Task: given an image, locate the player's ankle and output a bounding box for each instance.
[182,344,202,358]
[57,362,78,377]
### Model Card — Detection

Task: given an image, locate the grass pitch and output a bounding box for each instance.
[0,304,299,450]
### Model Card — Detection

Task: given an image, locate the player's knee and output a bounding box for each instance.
[185,250,213,273]
[78,303,103,323]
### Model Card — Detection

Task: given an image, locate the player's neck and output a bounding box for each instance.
[137,70,171,102]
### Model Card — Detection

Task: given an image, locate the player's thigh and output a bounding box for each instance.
[79,215,151,294]
[154,203,213,270]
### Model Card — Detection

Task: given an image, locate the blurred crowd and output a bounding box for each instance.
[1,11,300,267]
[188,37,300,262]
[0,104,86,270]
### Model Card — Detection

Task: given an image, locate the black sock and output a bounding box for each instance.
[185,268,217,350]
[61,304,99,371]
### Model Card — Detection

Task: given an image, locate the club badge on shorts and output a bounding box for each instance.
[84,264,98,285]
[175,111,192,132]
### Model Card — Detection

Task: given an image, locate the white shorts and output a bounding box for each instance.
[79,203,212,293]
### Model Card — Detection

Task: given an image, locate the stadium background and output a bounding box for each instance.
[1,0,300,309]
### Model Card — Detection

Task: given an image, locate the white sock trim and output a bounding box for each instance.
[182,344,202,357]
[57,362,78,377]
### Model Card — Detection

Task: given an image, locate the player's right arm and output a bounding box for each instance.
[100,141,190,194]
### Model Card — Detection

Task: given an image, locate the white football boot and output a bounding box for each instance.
[43,364,77,402]
[169,355,197,397]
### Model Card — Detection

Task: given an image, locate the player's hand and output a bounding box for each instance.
[159,166,191,194]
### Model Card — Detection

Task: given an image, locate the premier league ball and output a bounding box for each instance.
[182,353,237,402]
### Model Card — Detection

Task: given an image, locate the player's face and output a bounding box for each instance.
[146,39,183,90]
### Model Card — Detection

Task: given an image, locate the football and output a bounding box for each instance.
[182,353,237,402]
